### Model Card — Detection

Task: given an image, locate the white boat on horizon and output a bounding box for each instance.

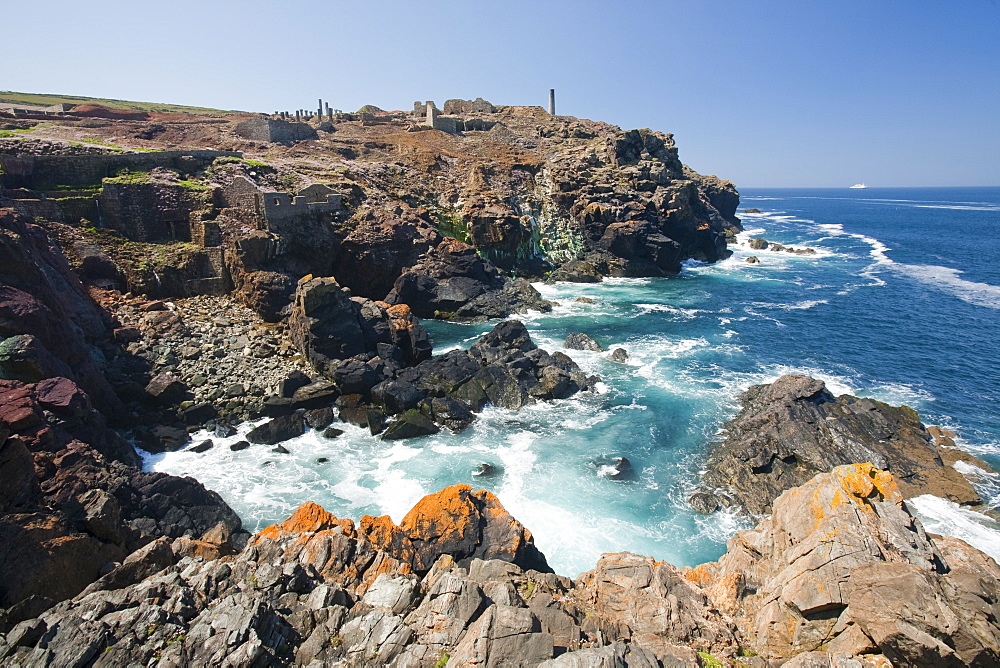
[850,183,868,189]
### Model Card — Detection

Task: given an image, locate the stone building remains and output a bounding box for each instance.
[412,99,498,134]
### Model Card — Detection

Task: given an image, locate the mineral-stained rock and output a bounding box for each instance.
[574,552,742,659]
[699,374,988,515]
[5,469,1000,666]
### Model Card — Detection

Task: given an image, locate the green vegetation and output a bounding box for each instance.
[176,179,210,191]
[698,651,724,668]
[435,210,471,243]
[434,652,450,668]
[243,159,269,168]
[519,580,537,599]
[103,169,150,185]
[37,183,103,192]
[0,127,34,138]
[0,90,238,115]
[356,104,384,114]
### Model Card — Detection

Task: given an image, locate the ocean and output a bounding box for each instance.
[145,187,1000,576]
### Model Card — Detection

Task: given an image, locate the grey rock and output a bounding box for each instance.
[565,332,605,352]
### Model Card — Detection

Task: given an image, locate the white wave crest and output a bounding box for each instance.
[892,264,1000,309]
[906,494,1000,563]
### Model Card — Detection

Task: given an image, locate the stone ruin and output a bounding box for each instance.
[216,176,345,229]
[412,99,498,134]
[234,116,318,143]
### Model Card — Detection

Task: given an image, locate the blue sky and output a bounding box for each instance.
[4,0,998,187]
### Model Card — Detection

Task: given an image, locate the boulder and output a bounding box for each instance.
[246,414,305,445]
[386,238,552,320]
[288,276,430,374]
[144,373,188,405]
[564,332,605,352]
[381,409,439,441]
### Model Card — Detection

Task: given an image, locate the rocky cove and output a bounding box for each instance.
[1,99,1000,666]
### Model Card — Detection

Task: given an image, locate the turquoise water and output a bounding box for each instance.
[147,187,1000,576]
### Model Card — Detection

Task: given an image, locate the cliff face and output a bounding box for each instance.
[1,102,740,324]
[3,467,997,666]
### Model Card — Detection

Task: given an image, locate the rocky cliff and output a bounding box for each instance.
[3,467,997,666]
[1,100,740,325]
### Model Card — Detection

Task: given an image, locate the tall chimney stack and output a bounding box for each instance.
[548,89,555,115]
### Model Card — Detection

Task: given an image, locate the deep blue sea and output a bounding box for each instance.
[147,187,1000,576]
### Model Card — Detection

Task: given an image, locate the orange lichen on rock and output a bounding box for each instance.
[384,302,417,331]
[400,483,479,542]
[256,501,355,541]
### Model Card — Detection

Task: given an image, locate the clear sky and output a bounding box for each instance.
[4,0,998,187]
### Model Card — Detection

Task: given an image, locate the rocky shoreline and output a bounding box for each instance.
[2,465,998,666]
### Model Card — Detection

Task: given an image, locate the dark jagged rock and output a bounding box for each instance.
[592,455,636,481]
[288,275,431,376]
[277,370,311,398]
[246,413,305,445]
[699,374,990,515]
[143,372,188,405]
[386,238,552,320]
[381,408,440,441]
[189,439,213,453]
[334,206,442,300]
[178,401,216,426]
[0,210,124,418]
[0,379,244,616]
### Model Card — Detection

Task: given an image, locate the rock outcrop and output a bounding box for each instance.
[0,377,246,628]
[697,374,988,515]
[386,238,551,320]
[288,275,431,375]
[0,209,123,417]
[282,313,594,438]
[7,467,995,666]
[687,464,1000,665]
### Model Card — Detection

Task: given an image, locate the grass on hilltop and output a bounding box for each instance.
[0,91,241,116]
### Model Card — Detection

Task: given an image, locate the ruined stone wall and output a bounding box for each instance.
[443,98,496,114]
[0,150,241,189]
[234,117,317,143]
[0,195,100,226]
[98,183,210,242]
[261,192,344,225]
